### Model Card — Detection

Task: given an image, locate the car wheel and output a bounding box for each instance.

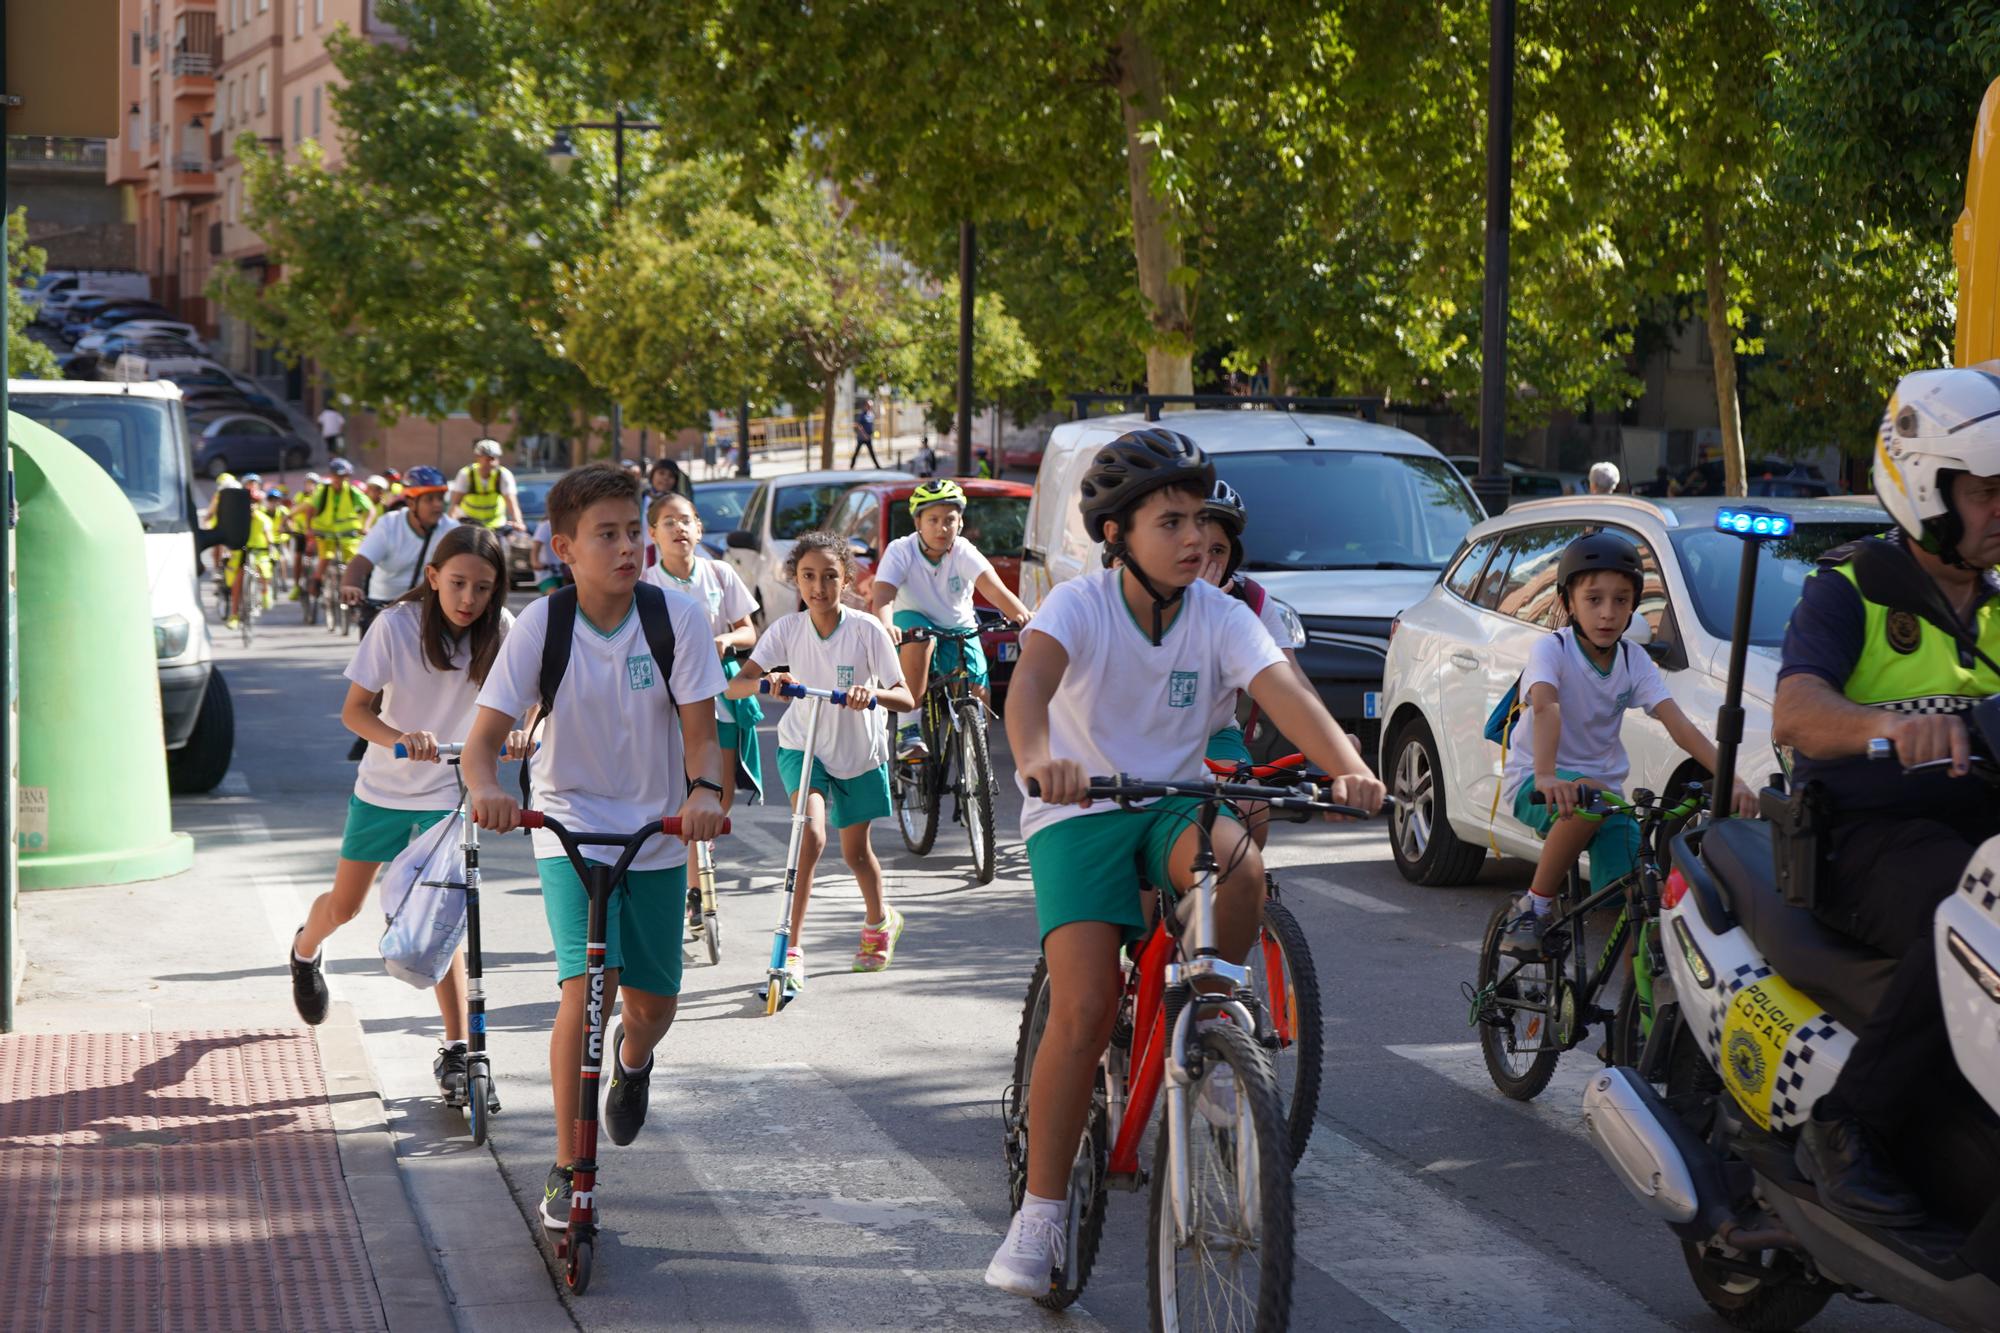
[1387,715,1486,886]
[168,669,234,795]
[283,445,308,470]
[203,453,229,481]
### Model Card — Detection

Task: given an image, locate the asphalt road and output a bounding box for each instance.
[199,589,1928,1332]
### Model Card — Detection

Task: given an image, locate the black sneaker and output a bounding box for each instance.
[540,1164,574,1232]
[1498,903,1555,959]
[289,931,329,1025]
[604,1053,654,1147]
[433,1045,469,1106]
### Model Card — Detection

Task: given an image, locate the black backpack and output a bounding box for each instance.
[518,582,678,806]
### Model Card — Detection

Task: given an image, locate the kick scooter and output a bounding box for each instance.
[757,680,875,1015]
[516,807,730,1295]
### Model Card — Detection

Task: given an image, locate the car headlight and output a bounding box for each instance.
[1271,596,1307,650]
[154,614,191,660]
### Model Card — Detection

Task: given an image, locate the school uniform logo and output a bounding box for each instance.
[1168,671,1199,708]
[948,574,965,597]
[836,664,856,688]
[627,655,656,691]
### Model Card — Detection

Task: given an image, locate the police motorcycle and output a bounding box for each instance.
[1581,505,2000,1331]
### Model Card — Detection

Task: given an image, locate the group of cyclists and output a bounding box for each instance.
[248,360,2000,1315]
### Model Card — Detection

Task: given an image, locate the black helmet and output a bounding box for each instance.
[1078,428,1215,545]
[1556,531,1644,604]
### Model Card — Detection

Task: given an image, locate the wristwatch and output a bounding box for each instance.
[689,777,724,798]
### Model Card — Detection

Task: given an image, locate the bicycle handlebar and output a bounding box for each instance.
[1203,753,1310,781]
[1025,773,1388,821]
[1527,784,1704,821]
[759,679,878,709]
[517,810,731,842]
[901,624,991,642]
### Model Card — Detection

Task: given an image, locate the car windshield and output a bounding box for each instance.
[11,394,192,533]
[771,481,855,540]
[1223,450,1482,571]
[694,483,756,531]
[889,494,1029,556]
[516,480,553,522]
[1669,521,1884,645]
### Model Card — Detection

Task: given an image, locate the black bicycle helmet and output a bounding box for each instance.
[1556,530,1644,604]
[1077,428,1215,544]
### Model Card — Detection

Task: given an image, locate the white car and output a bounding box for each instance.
[76,319,207,356]
[722,466,911,625]
[1021,403,1484,756]
[1378,493,1888,885]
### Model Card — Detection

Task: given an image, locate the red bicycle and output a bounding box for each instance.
[1002,772,1379,1331]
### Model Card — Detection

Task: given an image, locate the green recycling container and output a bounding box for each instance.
[12,411,192,889]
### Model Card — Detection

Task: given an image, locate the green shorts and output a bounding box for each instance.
[895,610,988,687]
[1204,725,1251,767]
[1512,768,1639,890]
[1024,797,1238,944]
[537,857,687,996]
[339,795,451,864]
[777,749,892,828]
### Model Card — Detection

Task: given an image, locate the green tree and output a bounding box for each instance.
[6,209,57,380]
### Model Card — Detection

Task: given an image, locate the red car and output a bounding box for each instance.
[825,477,1033,692]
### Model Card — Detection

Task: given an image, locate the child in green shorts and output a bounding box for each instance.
[288,526,523,1104]
[870,479,1033,761]
[727,531,915,992]
[461,463,728,1231]
[986,428,1385,1298]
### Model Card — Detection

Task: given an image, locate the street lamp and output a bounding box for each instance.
[547,109,659,467]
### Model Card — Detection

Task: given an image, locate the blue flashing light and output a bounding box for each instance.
[1715,507,1793,540]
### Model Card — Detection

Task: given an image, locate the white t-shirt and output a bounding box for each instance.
[875,533,992,629]
[644,557,759,720]
[318,407,345,438]
[1500,627,1672,803]
[531,519,556,574]
[356,512,460,601]
[1208,578,1298,734]
[1017,571,1285,842]
[748,607,904,779]
[477,590,726,871]
[347,601,515,811]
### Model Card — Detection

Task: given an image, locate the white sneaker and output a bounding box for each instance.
[983,1207,1065,1297]
[1194,1020,1238,1129]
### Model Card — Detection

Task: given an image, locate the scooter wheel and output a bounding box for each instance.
[705,912,722,967]
[467,1071,492,1147]
[765,977,782,1016]
[566,1236,593,1294]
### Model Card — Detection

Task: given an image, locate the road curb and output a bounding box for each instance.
[315,1002,458,1332]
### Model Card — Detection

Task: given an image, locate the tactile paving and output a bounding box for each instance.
[0,1029,388,1333]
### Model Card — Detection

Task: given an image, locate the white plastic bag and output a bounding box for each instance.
[378,809,468,988]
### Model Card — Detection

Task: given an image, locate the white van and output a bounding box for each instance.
[1021,405,1485,757]
[33,270,151,326]
[9,379,238,792]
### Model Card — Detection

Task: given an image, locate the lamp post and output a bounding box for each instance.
[547,108,660,467]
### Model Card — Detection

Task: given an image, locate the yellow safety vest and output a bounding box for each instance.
[309,483,371,535]
[458,466,506,527]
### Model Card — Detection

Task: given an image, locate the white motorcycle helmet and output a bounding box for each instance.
[1875,363,2000,567]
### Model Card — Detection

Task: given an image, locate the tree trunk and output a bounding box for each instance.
[1115,27,1194,401]
[819,376,839,471]
[1702,201,1747,498]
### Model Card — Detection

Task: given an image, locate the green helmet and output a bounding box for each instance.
[908,478,967,519]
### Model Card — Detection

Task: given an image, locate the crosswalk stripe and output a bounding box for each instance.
[1383,1041,1600,1142]
[1289,875,1408,914]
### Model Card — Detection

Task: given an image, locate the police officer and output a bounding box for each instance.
[448,439,523,530]
[1773,364,2000,1227]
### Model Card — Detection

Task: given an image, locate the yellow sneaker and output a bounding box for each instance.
[852,906,906,973]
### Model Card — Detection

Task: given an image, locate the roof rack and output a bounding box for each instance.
[1067,392,1384,424]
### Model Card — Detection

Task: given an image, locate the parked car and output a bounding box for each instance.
[191,412,314,478]
[181,389,289,426]
[76,319,206,356]
[825,477,1032,692]
[32,270,150,326]
[722,467,911,624]
[1376,493,1887,885]
[1680,458,1833,498]
[165,372,289,418]
[63,300,172,343]
[1023,405,1483,760]
[692,478,759,559]
[505,471,562,585]
[1444,455,1574,497]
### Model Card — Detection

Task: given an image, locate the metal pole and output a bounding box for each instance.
[736,396,752,478]
[956,221,975,477]
[1709,538,1761,821]
[1,0,15,1032]
[609,109,625,468]
[1473,0,1516,519]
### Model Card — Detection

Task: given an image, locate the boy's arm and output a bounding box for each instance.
[1244,664,1384,818]
[1524,682,1586,818]
[974,568,1031,623]
[1004,631,1088,804]
[462,704,521,831]
[1655,699,1758,815]
[675,703,726,842]
[716,616,756,656]
[869,579,902,640]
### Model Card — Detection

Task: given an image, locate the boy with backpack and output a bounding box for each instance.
[460,462,728,1229]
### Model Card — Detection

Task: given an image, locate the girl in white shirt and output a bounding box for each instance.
[287,526,527,1101]
[643,491,762,807]
[726,532,914,993]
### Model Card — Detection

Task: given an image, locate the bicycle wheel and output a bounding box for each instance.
[1147,1021,1293,1333]
[958,705,997,884]
[1006,958,1108,1310]
[1473,900,1562,1101]
[893,708,939,855]
[1252,897,1323,1164]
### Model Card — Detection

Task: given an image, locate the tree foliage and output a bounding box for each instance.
[7,209,57,380]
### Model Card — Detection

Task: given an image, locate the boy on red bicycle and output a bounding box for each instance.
[988,428,1384,1297]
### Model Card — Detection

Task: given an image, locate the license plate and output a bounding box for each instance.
[1363,691,1381,720]
[998,640,1021,662]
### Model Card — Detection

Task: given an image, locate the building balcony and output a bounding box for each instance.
[170,51,216,81]
[164,159,216,198]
